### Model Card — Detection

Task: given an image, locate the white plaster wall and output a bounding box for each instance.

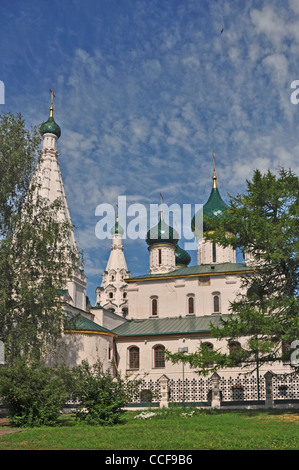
[116,335,293,383]
[126,274,243,319]
[62,332,114,370]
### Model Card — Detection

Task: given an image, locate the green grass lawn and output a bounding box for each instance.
[0,408,298,450]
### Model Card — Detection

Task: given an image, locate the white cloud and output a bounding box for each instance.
[262,54,289,85]
[289,0,299,15]
[250,6,287,47]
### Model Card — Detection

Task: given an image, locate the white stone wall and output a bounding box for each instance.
[197,240,236,265]
[149,244,176,274]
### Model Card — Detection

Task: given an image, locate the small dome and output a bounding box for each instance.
[111,220,124,235]
[40,116,61,138]
[146,218,179,246]
[175,245,191,267]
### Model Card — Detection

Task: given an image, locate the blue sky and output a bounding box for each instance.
[1,0,299,304]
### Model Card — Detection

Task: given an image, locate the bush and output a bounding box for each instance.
[0,360,70,427]
[70,360,140,426]
[140,389,153,403]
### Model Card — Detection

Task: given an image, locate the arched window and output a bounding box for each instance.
[152,298,158,316]
[188,296,194,314]
[153,345,165,368]
[202,342,214,351]
[228,341,241,353]
[213,295,219,312]
[212,242,217,263]
[129,346,140,369]
[158,249,162,265]
[282,341,291,363]
[212,293,220,313]
[228,341,242,365]
[109,292,113,299]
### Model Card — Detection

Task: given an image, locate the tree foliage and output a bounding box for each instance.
[70,360,142,426]
[0,112,40,237]
[0,112,77,364]
[0,358,70,427]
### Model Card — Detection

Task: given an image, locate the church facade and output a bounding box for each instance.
[36,98,293,390]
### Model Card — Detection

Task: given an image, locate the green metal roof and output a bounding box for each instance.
[64,314,115,335]
[112,315,227,338]
[126,262,252,282]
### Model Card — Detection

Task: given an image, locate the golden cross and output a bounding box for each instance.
[49,88,55,106]
[160,192,163,220]
[212,152,217,188]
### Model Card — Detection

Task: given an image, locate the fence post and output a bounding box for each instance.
[159,375,170,408]
[211,372,221,409]
[264,371,274,408]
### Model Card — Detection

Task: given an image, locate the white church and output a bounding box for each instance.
[35,96,294,404]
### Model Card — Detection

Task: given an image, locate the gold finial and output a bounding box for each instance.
[49,88,55,117]
[160,192,163,220]
[212,151,217,188]
[116,203,119,222]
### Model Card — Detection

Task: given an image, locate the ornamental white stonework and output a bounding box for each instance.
[96,219,130,317]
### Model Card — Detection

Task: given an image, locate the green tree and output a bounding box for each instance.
[0,112,77,364]
[167,167,299,375]
[0,112,40,237]
[0,359,70,427]
[70,360,142,426]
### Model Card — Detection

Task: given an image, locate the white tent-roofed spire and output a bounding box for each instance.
[96,204,130,317]
[30,90,87,310]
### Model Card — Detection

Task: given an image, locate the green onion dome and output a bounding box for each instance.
[146,217,179,246]
[40,115,61,138]
[175,245,191,267]
[111,220,124,235]
[192,179,228,233]
[40,101,61,139]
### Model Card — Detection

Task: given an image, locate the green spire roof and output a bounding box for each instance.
[175,245,191,267]
[146,217,179,246]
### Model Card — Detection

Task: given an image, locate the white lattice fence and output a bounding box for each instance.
[168,377,212,403]
[272,373,299,400]
[128,373,299,405]
[219,375,266,401]
[130,379,162,403]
